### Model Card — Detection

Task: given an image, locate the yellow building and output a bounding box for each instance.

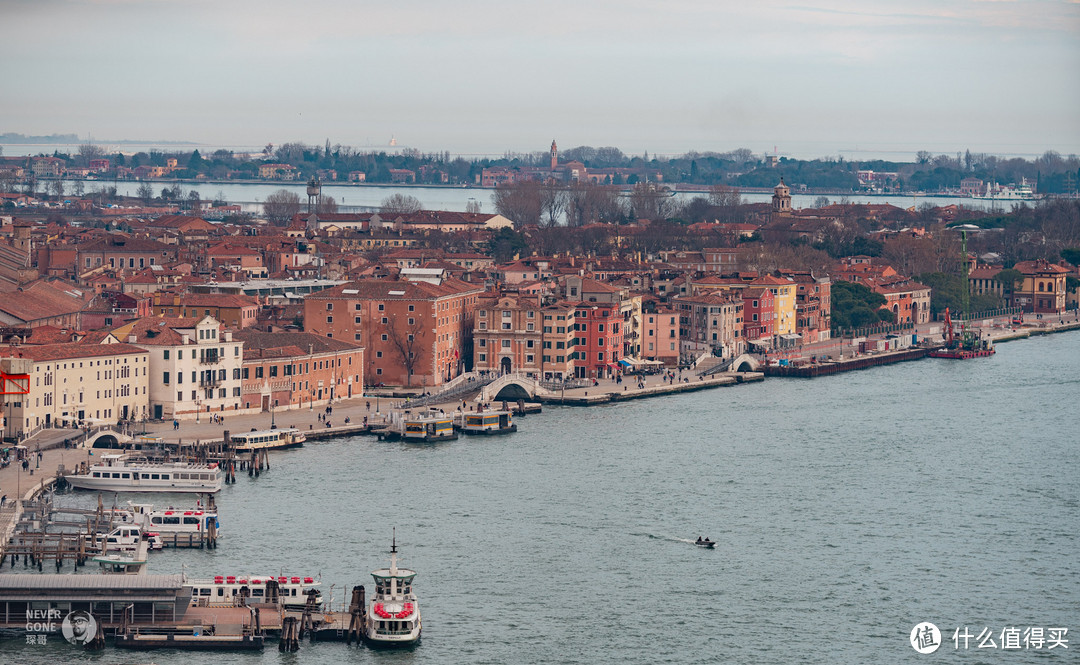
[752,275,797,337]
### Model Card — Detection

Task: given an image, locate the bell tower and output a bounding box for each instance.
[772,177,792,215]
[550,140,558,171]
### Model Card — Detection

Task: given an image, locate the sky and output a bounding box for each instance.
[2,0,1079,160]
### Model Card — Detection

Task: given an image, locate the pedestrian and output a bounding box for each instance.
[366,401,371,411]
[0,495,6,508]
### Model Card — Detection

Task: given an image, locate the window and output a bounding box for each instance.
[163,372,170,384]
[408,305,415,312]
[501,340,511,348]
[255,366,264,378]
[598,352,604,361]
[378,303,384,311]
[326,303,333,310]
[598,323,605,332]
[326,316,333,323]
[163,350,170,360]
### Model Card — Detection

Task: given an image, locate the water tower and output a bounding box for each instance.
[306,176,322,213]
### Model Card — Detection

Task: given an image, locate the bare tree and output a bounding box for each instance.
[380,193,422,215]
[539,182,568,227]
[73,179,85,198]
[263,189,301,224]
[316,195,338,215]
[564,181,622,227]
[77,143,105,166]
[385,315,426,387]
[187,190,201,213]
[50,178,64,199]
[136,182,154,205]
[628,182,673,221]
[492,180,546,228]
[464,199,482,214]
[0,169,16,194]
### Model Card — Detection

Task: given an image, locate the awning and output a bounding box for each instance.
[618,359,634,369]
[780,334,802,341]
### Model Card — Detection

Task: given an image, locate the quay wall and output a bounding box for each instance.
[538,372,763,406]
[762,348,929,378]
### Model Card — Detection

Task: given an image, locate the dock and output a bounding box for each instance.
[761,347,929,378]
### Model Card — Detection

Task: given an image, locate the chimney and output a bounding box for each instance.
[128,334,137,344]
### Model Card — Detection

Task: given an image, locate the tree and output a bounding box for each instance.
[464,199,482,214]
[492,180,543,228]
[77,143,105,166]
[50,178,64,199]
[1061,247,1080,266]
[539,182,567,227]
[263,189,301,224]
[73,180,85,198]
[830,281,890,331]
[136,182,154,205]
[380,193,422,215]
[813,196,830,208]
[316,195,338,215]
[993,268,1024,299]
[187,190,202,213]
[0,169,16,194]
[564,181,622,227]
[628,182,673,221]
[385,316,426,387]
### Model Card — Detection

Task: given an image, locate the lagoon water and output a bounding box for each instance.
[6,332,1079,663]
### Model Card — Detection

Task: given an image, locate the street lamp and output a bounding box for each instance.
[271,399,277,429]
[196,399,201,424]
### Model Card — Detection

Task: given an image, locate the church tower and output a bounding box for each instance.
[772,177,792,215]
[550,140,558,171]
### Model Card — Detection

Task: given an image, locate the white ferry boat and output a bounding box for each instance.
[365,536,421,647]
[66,455,223,493]
[132,503,221,536]
[231,428,306,453]
[186,575,321,611]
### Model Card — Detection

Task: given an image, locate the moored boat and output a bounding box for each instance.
[66,455,223,493]
[365,535,421,647]
[378,412,457,443]
[458,410,517,435]
[186,574,321,610]
[230,428,306,453]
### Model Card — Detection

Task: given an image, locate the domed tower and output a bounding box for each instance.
[772,177,792,215]
[550,140,558,171]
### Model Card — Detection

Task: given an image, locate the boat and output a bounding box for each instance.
[93,545,149,574]
[972,178,1041,201]
[365,534,421,647]
[186,575,322,611]
[66,454,223,493]
[133,503,221,537]
[378,411,457,443]
[929,308,995,359]
[230,427,306,453]
[458,409,517,435]
[695,538,716,549]
[100,524,147,552]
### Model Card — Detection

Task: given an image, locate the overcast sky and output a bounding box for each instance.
[3,0,1078,160]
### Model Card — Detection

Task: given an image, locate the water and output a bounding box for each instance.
[5,332,1078,663]
[82,179,995,215]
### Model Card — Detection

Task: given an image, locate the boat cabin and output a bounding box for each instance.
[402,415,455,441]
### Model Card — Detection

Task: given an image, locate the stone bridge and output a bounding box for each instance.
[84,429,134,449]
[477,373,553,403]
[699,353,761,375]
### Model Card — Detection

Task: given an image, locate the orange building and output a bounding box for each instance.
[304,277,483,387]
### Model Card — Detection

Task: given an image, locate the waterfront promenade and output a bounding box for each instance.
[2,314,1077,543]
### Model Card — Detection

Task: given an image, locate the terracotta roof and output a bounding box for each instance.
[233,330,362,358]
[2,342,147,362]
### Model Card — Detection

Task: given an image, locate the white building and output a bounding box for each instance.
[107,316,245,420]
[1,343,150,439]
